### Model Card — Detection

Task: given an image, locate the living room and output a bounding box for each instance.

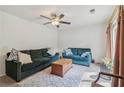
[0,0,124,91]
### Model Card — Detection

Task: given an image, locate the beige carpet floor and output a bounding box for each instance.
[0,63,110,87]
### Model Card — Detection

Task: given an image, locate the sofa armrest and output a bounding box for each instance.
[51,54,59,62]
[86,53,92,64]
[5,60,22,82]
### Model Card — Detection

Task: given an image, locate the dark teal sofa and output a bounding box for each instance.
[63,48,92,66]
[5,48,59,82]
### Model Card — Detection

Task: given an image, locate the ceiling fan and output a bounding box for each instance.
[40,13,71,28]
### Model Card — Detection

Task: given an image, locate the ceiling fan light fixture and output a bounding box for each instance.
[40,13,71,28]
[52,21,59,25]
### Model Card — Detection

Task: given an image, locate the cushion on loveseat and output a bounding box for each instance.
[69,48,78,55]
[73,55,88,61]
[41,49,51,57]
[77,48,91,56]
[63,54,74,59]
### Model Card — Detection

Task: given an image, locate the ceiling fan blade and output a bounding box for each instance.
[60,21,71,24]
[59,14,64,19]
[40,15,51,20]
[56,25,60,28]
[43,22,51,25]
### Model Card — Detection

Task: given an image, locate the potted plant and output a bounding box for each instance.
[102,57,112,70]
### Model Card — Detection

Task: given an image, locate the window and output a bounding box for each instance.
[111,20,117,62]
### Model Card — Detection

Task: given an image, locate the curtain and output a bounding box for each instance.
[106,24,112,59]
[112,5,124,87]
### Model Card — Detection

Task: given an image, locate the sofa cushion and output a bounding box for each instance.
[21,57,51,72]
[73,55,88,61]
[41,48,48,52]
[77,48,91,56]
[69,48,78,55]
[77,49,83,56]
[30,49,42,59]
[21,62,41,72]
[41,48,51,57]
[33,57,50,63]
[42,52,51,57]
[63,54,74,59]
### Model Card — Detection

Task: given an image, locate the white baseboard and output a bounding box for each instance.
[0,73,5,77]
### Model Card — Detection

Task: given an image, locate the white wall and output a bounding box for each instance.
[0,10,107,77]
[58,23,106,63]
[0,11,58,76]
[0,11,5,76]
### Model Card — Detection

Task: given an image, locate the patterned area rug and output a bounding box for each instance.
[18,64,88,87]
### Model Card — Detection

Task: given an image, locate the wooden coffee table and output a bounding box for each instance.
[51,58,72,77]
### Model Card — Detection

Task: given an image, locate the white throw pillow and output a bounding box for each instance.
[81,52,90,57]
[7,48,18,61]
[65,49,73,55]
[18,52,32,64]
[47,48,58,56]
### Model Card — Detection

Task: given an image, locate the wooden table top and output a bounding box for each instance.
[53,58,72,65]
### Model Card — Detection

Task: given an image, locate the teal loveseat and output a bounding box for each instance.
[62,48,92,66]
